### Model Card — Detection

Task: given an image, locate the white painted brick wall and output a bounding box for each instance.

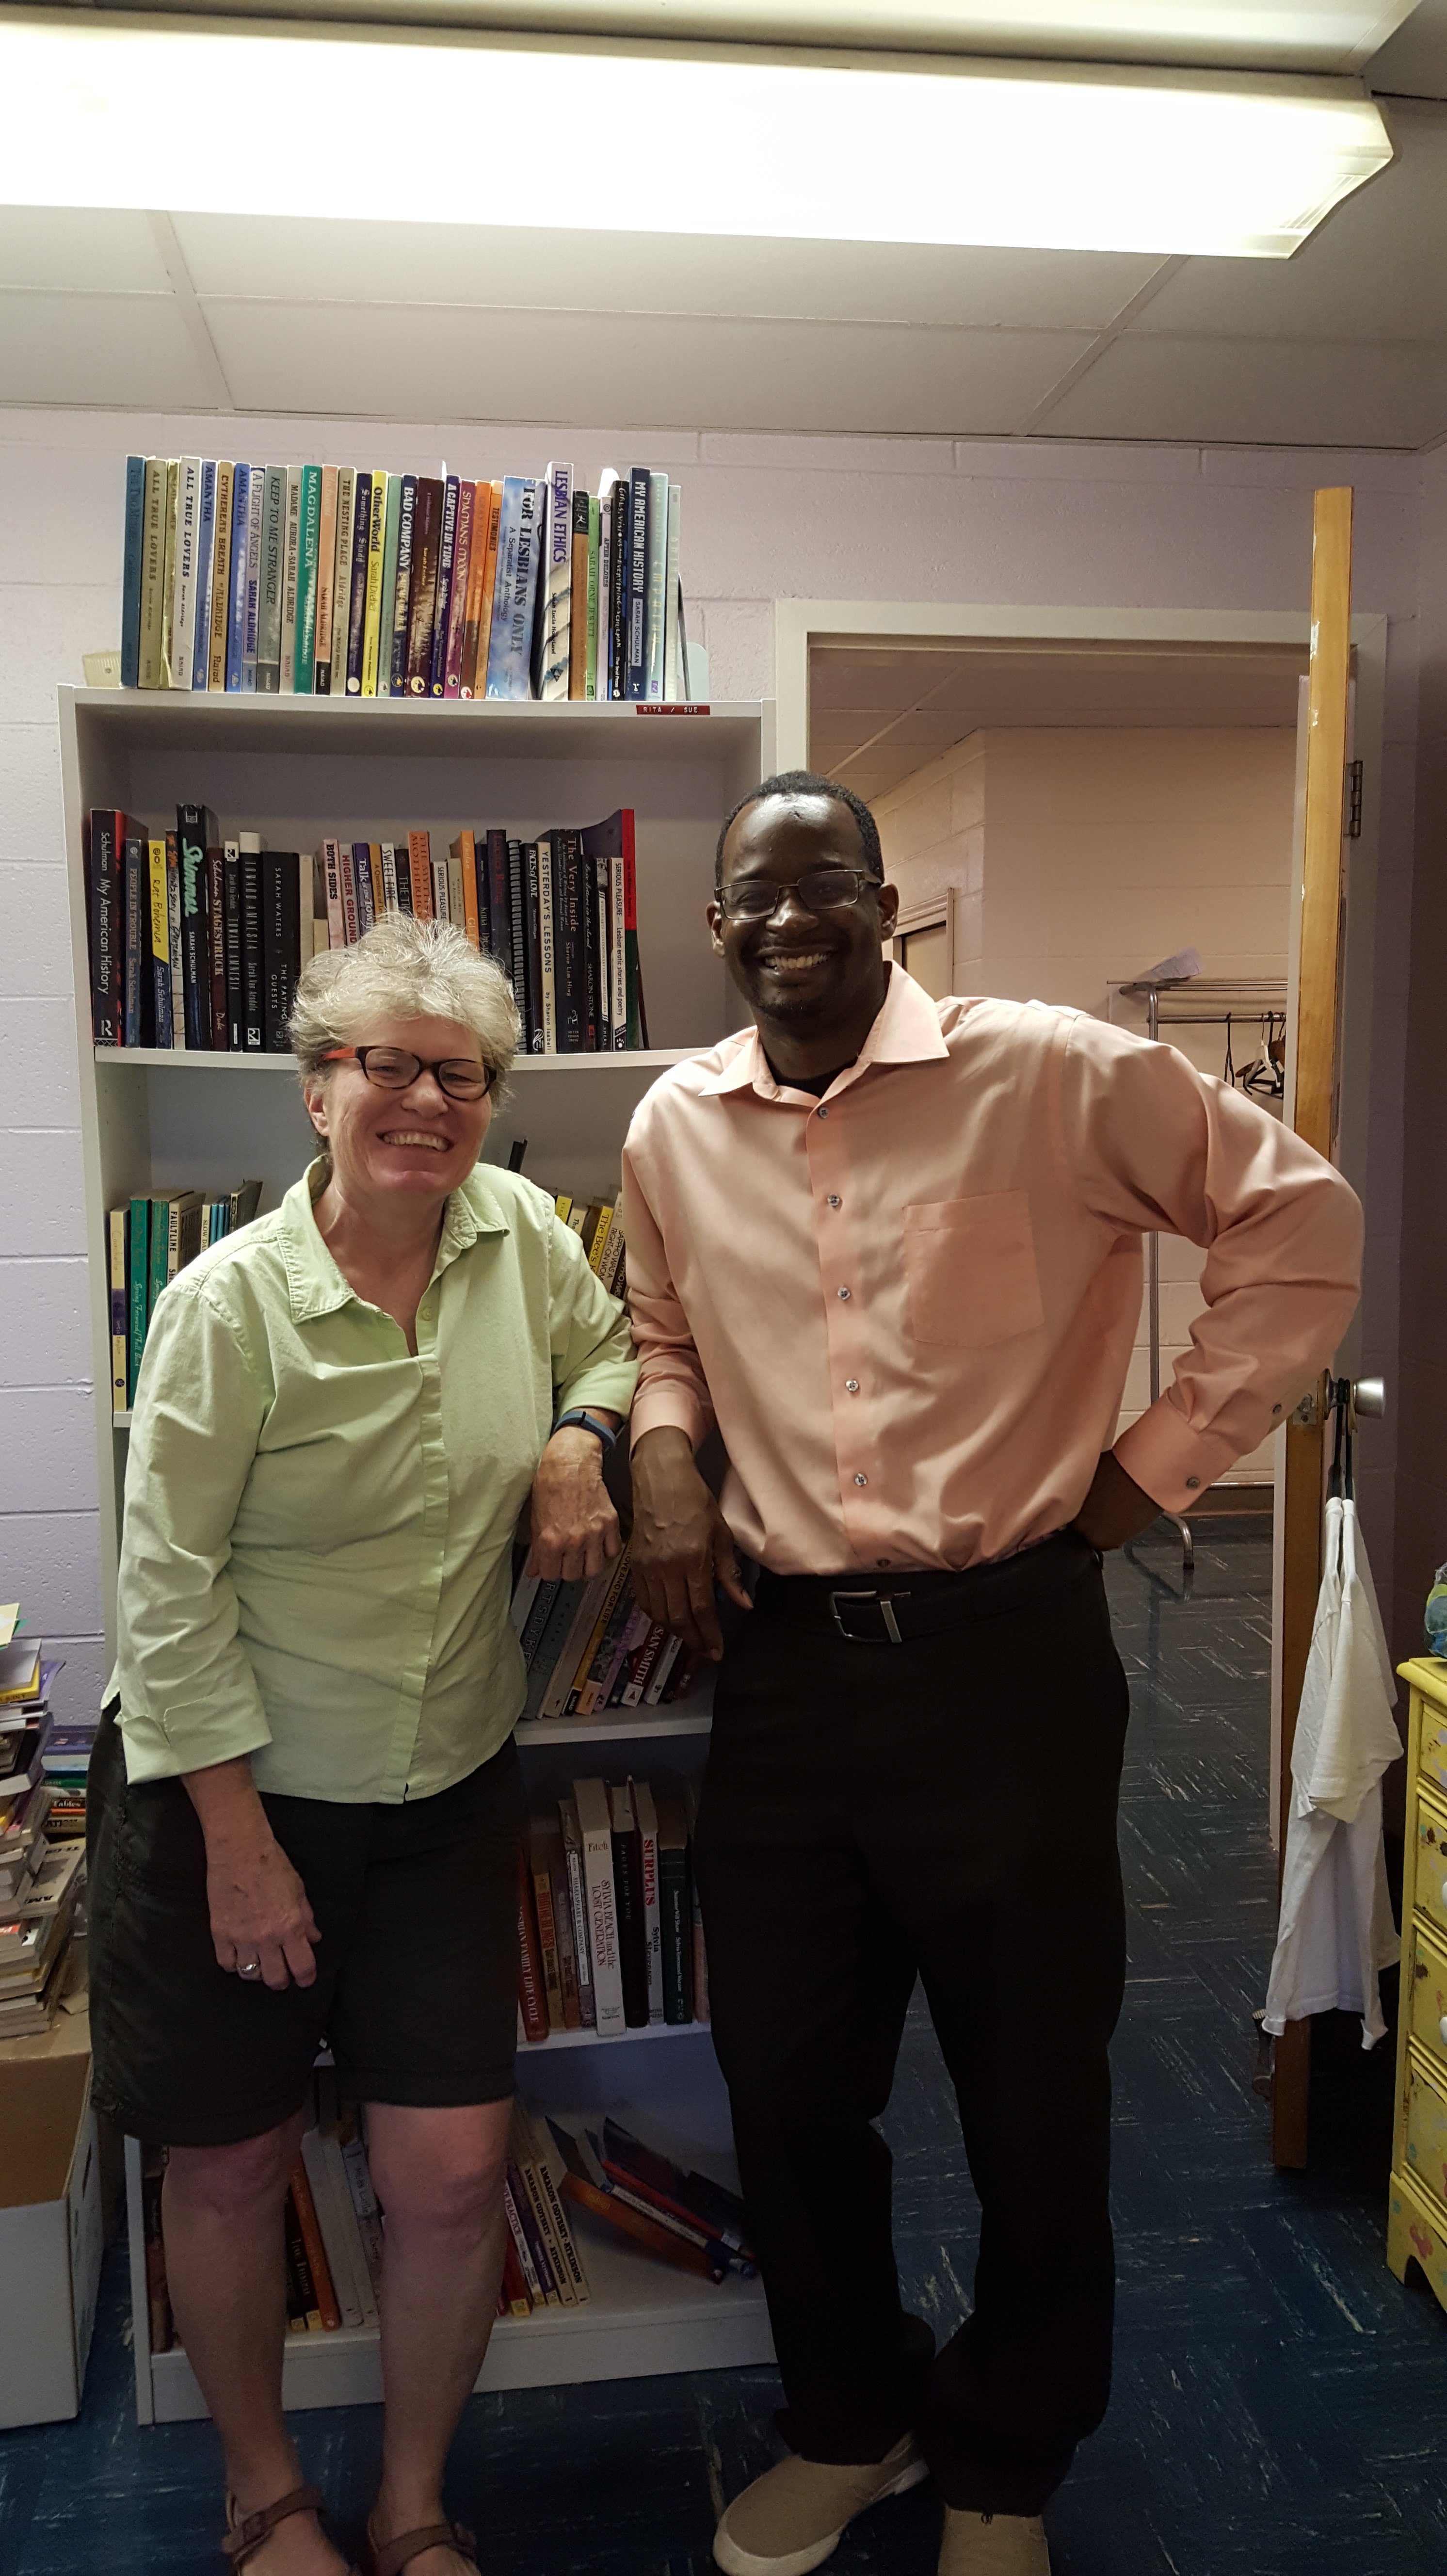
[0,404,1423,1710]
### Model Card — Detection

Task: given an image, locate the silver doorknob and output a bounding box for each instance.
[1352,1377,1385,1420]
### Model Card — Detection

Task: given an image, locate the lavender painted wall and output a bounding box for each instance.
[0,409,1424,1711]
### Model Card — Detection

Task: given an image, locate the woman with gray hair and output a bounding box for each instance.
[88,917,637,2576]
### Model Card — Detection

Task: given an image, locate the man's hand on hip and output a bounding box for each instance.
[630,1426,752,1661]
[1071,1449,1161,1552]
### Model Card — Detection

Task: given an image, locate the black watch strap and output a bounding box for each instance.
[554,1408,619,1452]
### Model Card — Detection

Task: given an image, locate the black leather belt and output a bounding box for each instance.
[753,1529,1098,1645]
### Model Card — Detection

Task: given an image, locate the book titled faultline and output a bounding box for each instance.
[117,454,702,707]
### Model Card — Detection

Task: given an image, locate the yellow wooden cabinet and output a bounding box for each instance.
[1387,1657,1447,2311]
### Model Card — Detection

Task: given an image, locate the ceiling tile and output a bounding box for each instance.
[0,209,173,293]
[202,299,1092,435]
[1129,102,1447,344]
[811,650,981,713]
[176,211,1156,332]
[1037,331,1447,447]
[0,293,220,409]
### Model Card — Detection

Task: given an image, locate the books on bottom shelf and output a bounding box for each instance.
[0,1613,89,2039]
[513,1540,700,1728]
[517,1776,709,2045]
[139,2075,753,2355]
[108,1181,262,1416]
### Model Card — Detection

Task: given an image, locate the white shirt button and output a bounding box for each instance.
[837,1287,852,1300]
[827,1194,841,1208]
[854,1473,868,1487]
[845,1379,859,1393]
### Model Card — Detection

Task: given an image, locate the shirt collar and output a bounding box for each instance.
[698,964,949,1103]
[279,1160,510,1323]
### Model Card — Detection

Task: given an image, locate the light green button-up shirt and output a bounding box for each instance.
[113,1161,638,1803]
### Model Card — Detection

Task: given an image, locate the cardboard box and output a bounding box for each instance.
[0,2052,103,2424]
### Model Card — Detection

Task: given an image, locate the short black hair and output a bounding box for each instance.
[715,770,884,887]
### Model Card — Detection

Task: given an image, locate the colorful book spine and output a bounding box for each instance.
[294,464,321,695]
[243,467,264,692]
[121,829,148,1048]
[148,837,173,1049]
[389,473,416,695]
[207,462,234,692]
[459,482,493,697]
[313,463,338,694]
[239,833,264,1050]
[108,1207,129,1411]
[176,805,212,1050]
[407,829,434,922]
[87,808,122,1046]
[256,465,286,693]
[120,455,145,690]
[345,471,372,694]
[138,458,166,691]
[405,478,442,695]
[568,485,590,702]
[206,845,227,1049]
[443,479,474,696]
[625,467,650,701]
[378,469,403,695]
[361,469,388,696]
[331,468,355,698]
[664,483,683,701]
[223,840,242,1049]
[429,473,460,697]
[159,458,180,689]
[193,460,218,693]
[170,456,203,691]
[165,832,185,1049]
[128,1195,149,1395]
[224,463,250,692]
[484,477,542,700]
[585,495,600,701]
[535,460,572,702]
[280,465,302,692]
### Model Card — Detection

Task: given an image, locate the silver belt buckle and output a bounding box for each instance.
[829,1588,906,1644]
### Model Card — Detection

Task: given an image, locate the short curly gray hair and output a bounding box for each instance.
[289,915,520,1087]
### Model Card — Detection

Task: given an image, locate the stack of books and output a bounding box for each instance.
[86,804,648,1058]
[517,1776,708,2045]
[0,1843,86,2040]
[119,456,699,705]
[108,1182,261,1417]
[39,1721,98,1846]
[0,1621,63,1864]
[514,1539,698,1726]
[547,2113,756,2289]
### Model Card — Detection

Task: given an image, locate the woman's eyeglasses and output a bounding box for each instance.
[322,1046,497,1102]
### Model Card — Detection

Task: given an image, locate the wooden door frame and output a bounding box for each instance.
[891,884,958,995]
[775,595,1384,1308]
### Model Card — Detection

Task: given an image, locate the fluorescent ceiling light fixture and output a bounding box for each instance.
[0,18,1393,256]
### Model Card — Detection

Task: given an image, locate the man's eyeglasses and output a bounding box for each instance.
[714,867,880,924]
[322,1045,497,1102]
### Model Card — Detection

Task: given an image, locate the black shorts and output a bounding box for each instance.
[87,1707,523,2149]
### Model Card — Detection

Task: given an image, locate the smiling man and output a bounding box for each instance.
[621,773,1362,2576]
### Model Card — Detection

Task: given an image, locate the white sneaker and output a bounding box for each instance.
[938,2507,1051,2574]
[712,2433,929,2576]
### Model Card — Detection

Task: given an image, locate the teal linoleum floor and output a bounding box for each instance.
[2,1522,1441,2576]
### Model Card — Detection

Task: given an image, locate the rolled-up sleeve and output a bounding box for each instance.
[618,1133,716,1453]
[548,1216,639,1418]
[1060,1022,1363,1512]
[115,1279,272,1782]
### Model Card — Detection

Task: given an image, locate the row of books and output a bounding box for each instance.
[0,1620,90,2039]
[119,456,697,706]
[515,1539,698,1728]
[86,803,649,1059]
[108,1183,262,1415]
[141,2077,752,2356]
[518,1776,707,2045]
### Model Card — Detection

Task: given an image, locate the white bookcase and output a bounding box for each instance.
[57,684,777,2425]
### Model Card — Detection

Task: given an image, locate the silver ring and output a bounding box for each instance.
[239,1957,261,1979]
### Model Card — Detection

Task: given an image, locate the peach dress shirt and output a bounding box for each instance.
[621,967,1362,1578]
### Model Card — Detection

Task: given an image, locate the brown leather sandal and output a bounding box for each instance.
[364,2519,480,2576]
[223,2483,357,2572]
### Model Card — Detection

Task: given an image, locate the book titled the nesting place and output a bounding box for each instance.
[117,456,703,705]
[85,805,648,1060]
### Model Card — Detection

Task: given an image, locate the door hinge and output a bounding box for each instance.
[1347,759,1363,837]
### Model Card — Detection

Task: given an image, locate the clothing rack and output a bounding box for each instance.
[1111,977,1291,1571]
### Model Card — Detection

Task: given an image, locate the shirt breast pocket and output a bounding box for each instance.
[902,1192,1045,1347]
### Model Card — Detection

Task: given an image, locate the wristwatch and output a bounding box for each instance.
[553,1408,620,1452]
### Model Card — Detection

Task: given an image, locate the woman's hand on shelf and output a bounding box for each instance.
[629,1427,751,1662]
[527,1425,622,1582]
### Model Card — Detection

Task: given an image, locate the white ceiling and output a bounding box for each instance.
[811,641,1309,800]
[2,2,1447,445]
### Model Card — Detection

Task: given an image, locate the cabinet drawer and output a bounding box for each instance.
[1404,2048,1447,2215]
[1413,1793,1447,1942]
[1419,1696,1447,1803]
[1407,1921,1447,2070]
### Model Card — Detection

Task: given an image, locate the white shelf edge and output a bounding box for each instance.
[515,1708,711,1745]
[520,2017,710,2051]
[65,687,760,723]
[94,1047,699,1072]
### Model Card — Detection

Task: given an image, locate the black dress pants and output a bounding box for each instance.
[692,1532,1130,2518]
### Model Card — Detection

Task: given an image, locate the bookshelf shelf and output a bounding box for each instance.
[95,1047,702,1074]
[68,677,776,2425]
